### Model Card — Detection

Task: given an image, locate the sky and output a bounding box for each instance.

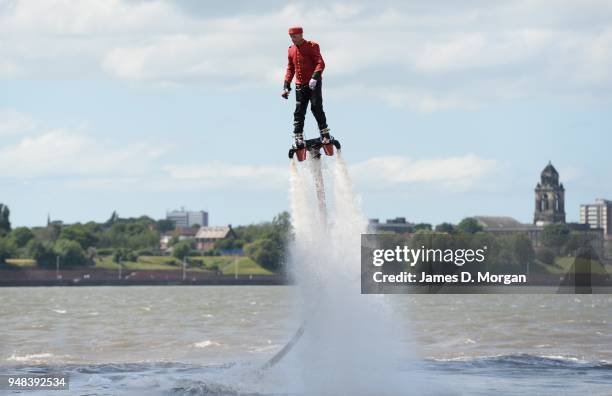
[0,0,611,228]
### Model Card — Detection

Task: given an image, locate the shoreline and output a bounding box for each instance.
[0,268,286,287]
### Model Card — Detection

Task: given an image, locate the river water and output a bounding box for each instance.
[0,286,611,395]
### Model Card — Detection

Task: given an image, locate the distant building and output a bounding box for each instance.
[159,235,171,251]
[46,214,63,226]
[474,216,543,244]
[369,217,415,233]
[159,226,199,251]
[166,209,209,228]
[580,199,612,240]
[534,162,566,226]
[195,225,237,251]
[160,224,237,252]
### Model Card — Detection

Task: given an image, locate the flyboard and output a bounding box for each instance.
[259,135,341,371]
[288,135,341,161]
[289,136,340,223]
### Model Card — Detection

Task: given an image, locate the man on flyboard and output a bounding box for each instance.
[282,26,339,161]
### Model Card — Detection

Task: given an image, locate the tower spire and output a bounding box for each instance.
[534,162,566,226]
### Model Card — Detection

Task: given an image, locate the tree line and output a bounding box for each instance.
[0,204,599,274]
[0,204,290,272]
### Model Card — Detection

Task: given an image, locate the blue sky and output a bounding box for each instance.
[1,0,611,228]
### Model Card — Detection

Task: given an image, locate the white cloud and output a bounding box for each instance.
[102,34,279,85]
[411,29,556,74]
[52,154,496,194]
[0,110,287,189]
[161,162,287,189]
[0,118,494,194]
[0,129,167,178]
[351,154,497,192]
[0,109,36,136]
[0,0,185,34]
[2,0,612,109]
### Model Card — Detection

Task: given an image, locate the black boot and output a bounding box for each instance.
[294,132,305,149]
[320,128,331,144]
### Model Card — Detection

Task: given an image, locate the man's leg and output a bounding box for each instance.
[309,80,329,139]
[293,85,310,146]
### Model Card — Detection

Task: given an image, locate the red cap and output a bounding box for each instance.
[288,26,303,35]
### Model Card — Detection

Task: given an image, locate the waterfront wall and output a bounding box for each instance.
[0,268,285,286]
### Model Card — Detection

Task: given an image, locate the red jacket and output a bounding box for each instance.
[284,40,325,86]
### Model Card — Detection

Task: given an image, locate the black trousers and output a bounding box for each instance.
[293,81,328,135]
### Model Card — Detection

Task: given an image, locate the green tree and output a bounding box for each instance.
[172,240,193,260]
[0,237,17,263]
[434,222,455,234]
[0,204,11,236]
[227,212,290,271]
[54,239,88,267]
[233,212,290,245]
[156,219,175,233]
[112,249,123,264]
[468,231,499,271]
[457,217,483,234]
[36,223,61,242]
[97,217,159,250]
[9,227,35,248]
[414,223,433,232]
[495,236,519,272]
[215,238,246,251]
[169,235,180,247]
[244,238,282,272]
[541,223,570,254]
[563,232,594,256]
[536,247,555,265]
[112,248,137,263]
[512,233,535,266]
[26,239,56,268]
[493,234,534,273]
[125,230,159,250]
[60,224,98,249]
[272,211,291,234]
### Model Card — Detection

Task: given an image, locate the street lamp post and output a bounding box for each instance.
[55,255,60,280]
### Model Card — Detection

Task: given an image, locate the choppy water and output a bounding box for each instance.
[1,286,611,395]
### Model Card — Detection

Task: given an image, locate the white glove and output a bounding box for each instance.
[308,78,317,89]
